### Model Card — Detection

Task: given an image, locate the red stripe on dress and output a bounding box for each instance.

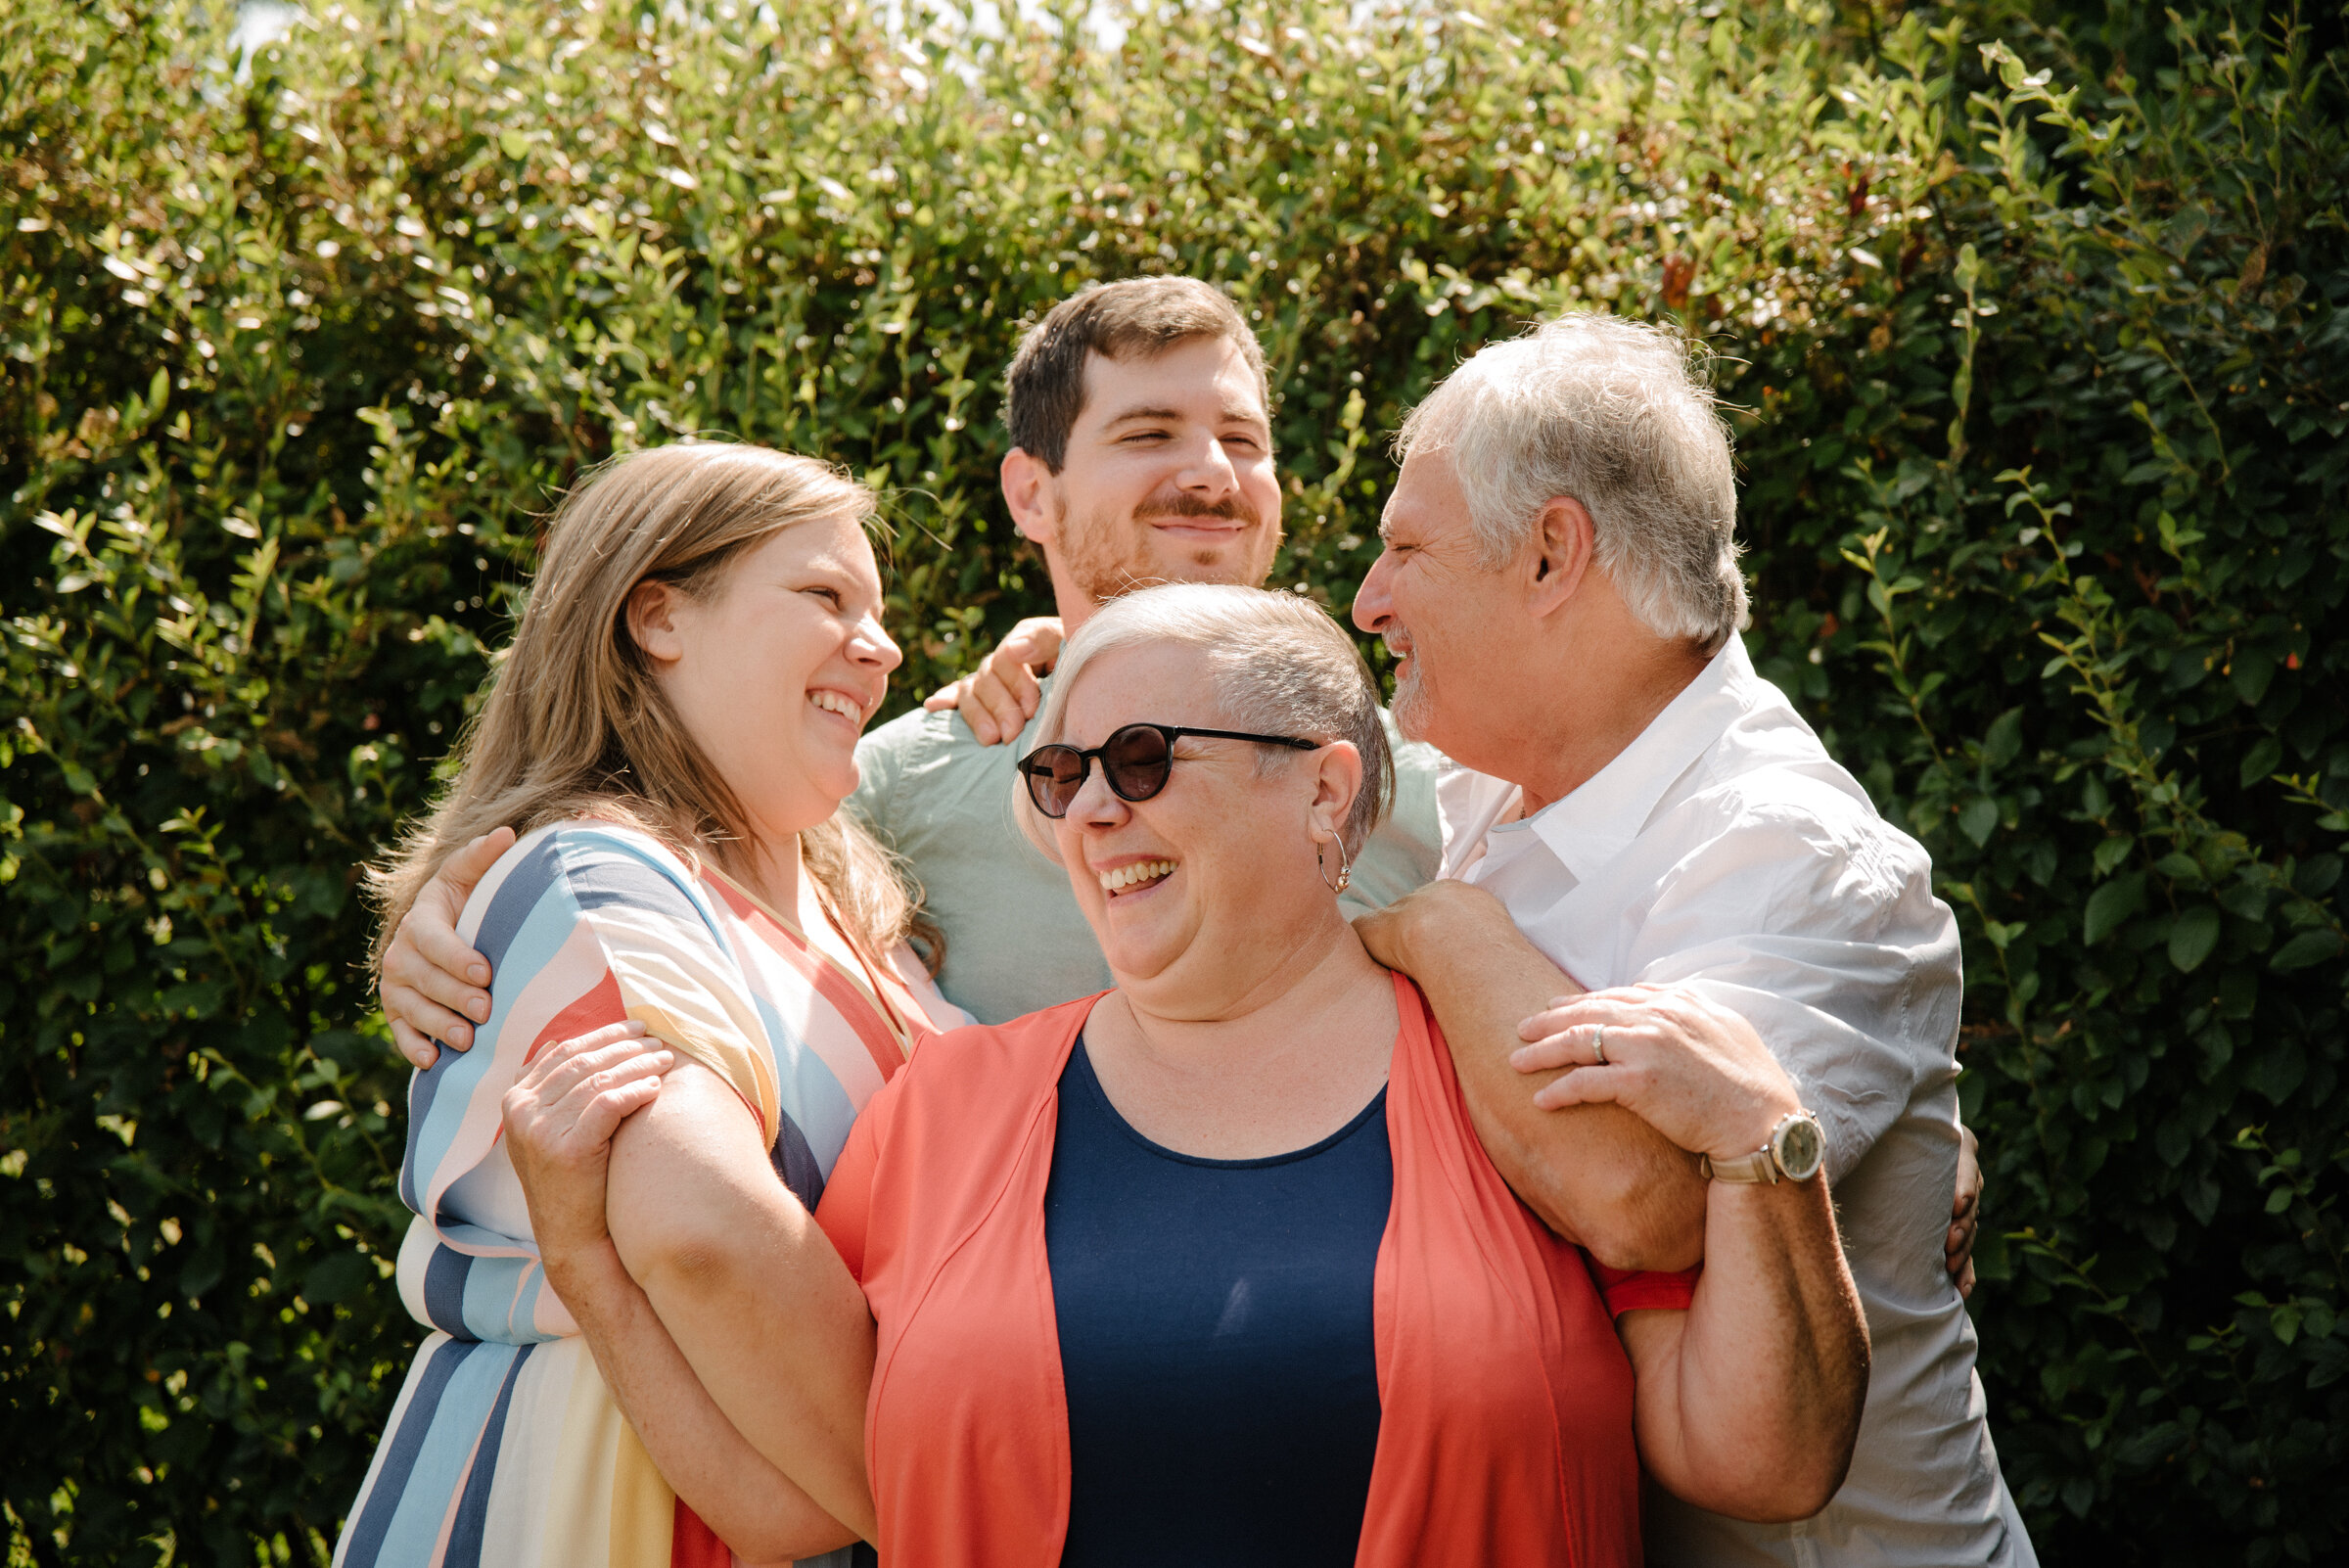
[702,878,910,1084]
[669,1499,733,1568]
[521,970,626,1067]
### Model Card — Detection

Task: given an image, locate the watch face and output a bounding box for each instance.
[1774,1115,1825,1180]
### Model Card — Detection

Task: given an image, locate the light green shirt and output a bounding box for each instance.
[848,680,1445,1025]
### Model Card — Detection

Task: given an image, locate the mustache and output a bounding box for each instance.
[1134,492,1264,528]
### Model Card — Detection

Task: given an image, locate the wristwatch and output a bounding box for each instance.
[1699,1110,1827,1184]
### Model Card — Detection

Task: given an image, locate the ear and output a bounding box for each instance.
[1306,740,1366,845]
[1000,447,1058,546]
[624,579,688,669]
[1525,495,1598,619]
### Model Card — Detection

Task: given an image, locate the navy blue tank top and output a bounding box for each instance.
[1043,1038,1392,1568]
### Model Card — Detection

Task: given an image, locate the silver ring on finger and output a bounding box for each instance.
[1591,1025,1607,1067]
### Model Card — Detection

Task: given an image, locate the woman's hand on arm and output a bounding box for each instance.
[604,1055,881,1544]
[382,826,511,1069]
[1518,987,1868,1520]
[502,1024,856,1560]
[1352,881,1707,1270]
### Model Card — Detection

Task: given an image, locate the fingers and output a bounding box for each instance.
[504,1028,671,1151]
[380,977,483,1055]
[1515,991,1649,1057]
[514,1021,655,1095]
[438,828,514,915]
[1956,1258,1976,1300]
[998,615,1066,670]
[563,1053,672,1145]
[1532,1063,1634,1112]
[961,661,1039,746]
[403,893,495,994]
[390,1015,441,1072]
[922,673,972,714]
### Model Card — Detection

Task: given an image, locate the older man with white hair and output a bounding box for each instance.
[1351,313,2037,1566]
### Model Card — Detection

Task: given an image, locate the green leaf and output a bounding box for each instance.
[1958,798,2000,847]
[2153,853,2203,884]
[2238,735,2282,790]
[1982,707,2025,768]
[2169,904,2223,973]
[2231,650,2276,707]
[2084,872,2146,945]
[2270,929,2345,973]
[2093,836,2135,876]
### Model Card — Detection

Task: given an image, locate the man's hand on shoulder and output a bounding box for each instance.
[921,616,1064,746]
[381,827,509,1070]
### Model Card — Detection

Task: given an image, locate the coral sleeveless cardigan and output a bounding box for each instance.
[814,971,1645,1567]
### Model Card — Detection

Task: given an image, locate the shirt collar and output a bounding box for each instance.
[1505,635,1763,884]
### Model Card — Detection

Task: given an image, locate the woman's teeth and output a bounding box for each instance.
[808,690,860,722]
[1098,858,1175,895]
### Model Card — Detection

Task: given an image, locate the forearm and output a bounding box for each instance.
[1373,883,1706,1268]
[551,1240,856,1560]
[1628,1179,1868,1520]
[607,1072,879,1542]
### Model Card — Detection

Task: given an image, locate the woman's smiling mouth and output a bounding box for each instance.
[1097,858,1176,897]
[808,689,864,725]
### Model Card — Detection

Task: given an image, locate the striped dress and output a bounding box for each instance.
[336,820,947,1568]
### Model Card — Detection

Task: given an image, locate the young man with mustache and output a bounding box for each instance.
[844,277,1449,1025]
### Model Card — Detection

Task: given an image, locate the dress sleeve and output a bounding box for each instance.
[396,825,775,1345]
[1589,1262,1701,1317]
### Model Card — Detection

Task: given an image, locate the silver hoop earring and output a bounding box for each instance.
[1316,835,1353,895]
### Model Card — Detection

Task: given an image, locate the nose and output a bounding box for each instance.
[1173,429,1240,499]
[1353,549,1397,633]
[851,611,902,673]
[1067,758,1131,829]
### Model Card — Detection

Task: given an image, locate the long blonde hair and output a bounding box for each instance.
[369,442,923,971]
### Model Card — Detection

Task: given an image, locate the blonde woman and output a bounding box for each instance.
[337,444,958,1568]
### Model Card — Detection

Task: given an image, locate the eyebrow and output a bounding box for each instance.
[1101,403,1270,432]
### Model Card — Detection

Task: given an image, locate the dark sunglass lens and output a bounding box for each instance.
[1022,747,1085,817]
[1100,725,1174,802]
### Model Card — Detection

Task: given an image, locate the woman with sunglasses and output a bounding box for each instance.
[502,582,1868,1565]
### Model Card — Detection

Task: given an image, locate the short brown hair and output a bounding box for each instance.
[1002,277,1269,471]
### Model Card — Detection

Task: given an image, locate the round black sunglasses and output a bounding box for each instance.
[1018,722,1320,818]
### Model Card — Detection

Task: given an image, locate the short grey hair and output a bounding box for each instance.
[1394,312,1748,650]
[1017,583,1392,859]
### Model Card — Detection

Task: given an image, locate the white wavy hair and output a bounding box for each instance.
[1015,583,1392,860]
[1394,311,1748,650]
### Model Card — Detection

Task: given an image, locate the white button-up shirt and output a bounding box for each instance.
[1439,635,2036,1568]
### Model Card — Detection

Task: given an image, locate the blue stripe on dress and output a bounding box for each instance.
[567,851,713,930]
[473,831,573,975]
[424,1245,477,1340]
[341,1335,478,1568]
[745,990,860,1172]
[772,1110,826,1209]
[443,1342,536,1568]
[402,882,587,1215]
[364,1343,522,1567]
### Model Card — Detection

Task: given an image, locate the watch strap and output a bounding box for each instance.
[1698,1146,1779,1184]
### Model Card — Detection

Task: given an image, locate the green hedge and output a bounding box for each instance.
[3,0,2343,1561]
